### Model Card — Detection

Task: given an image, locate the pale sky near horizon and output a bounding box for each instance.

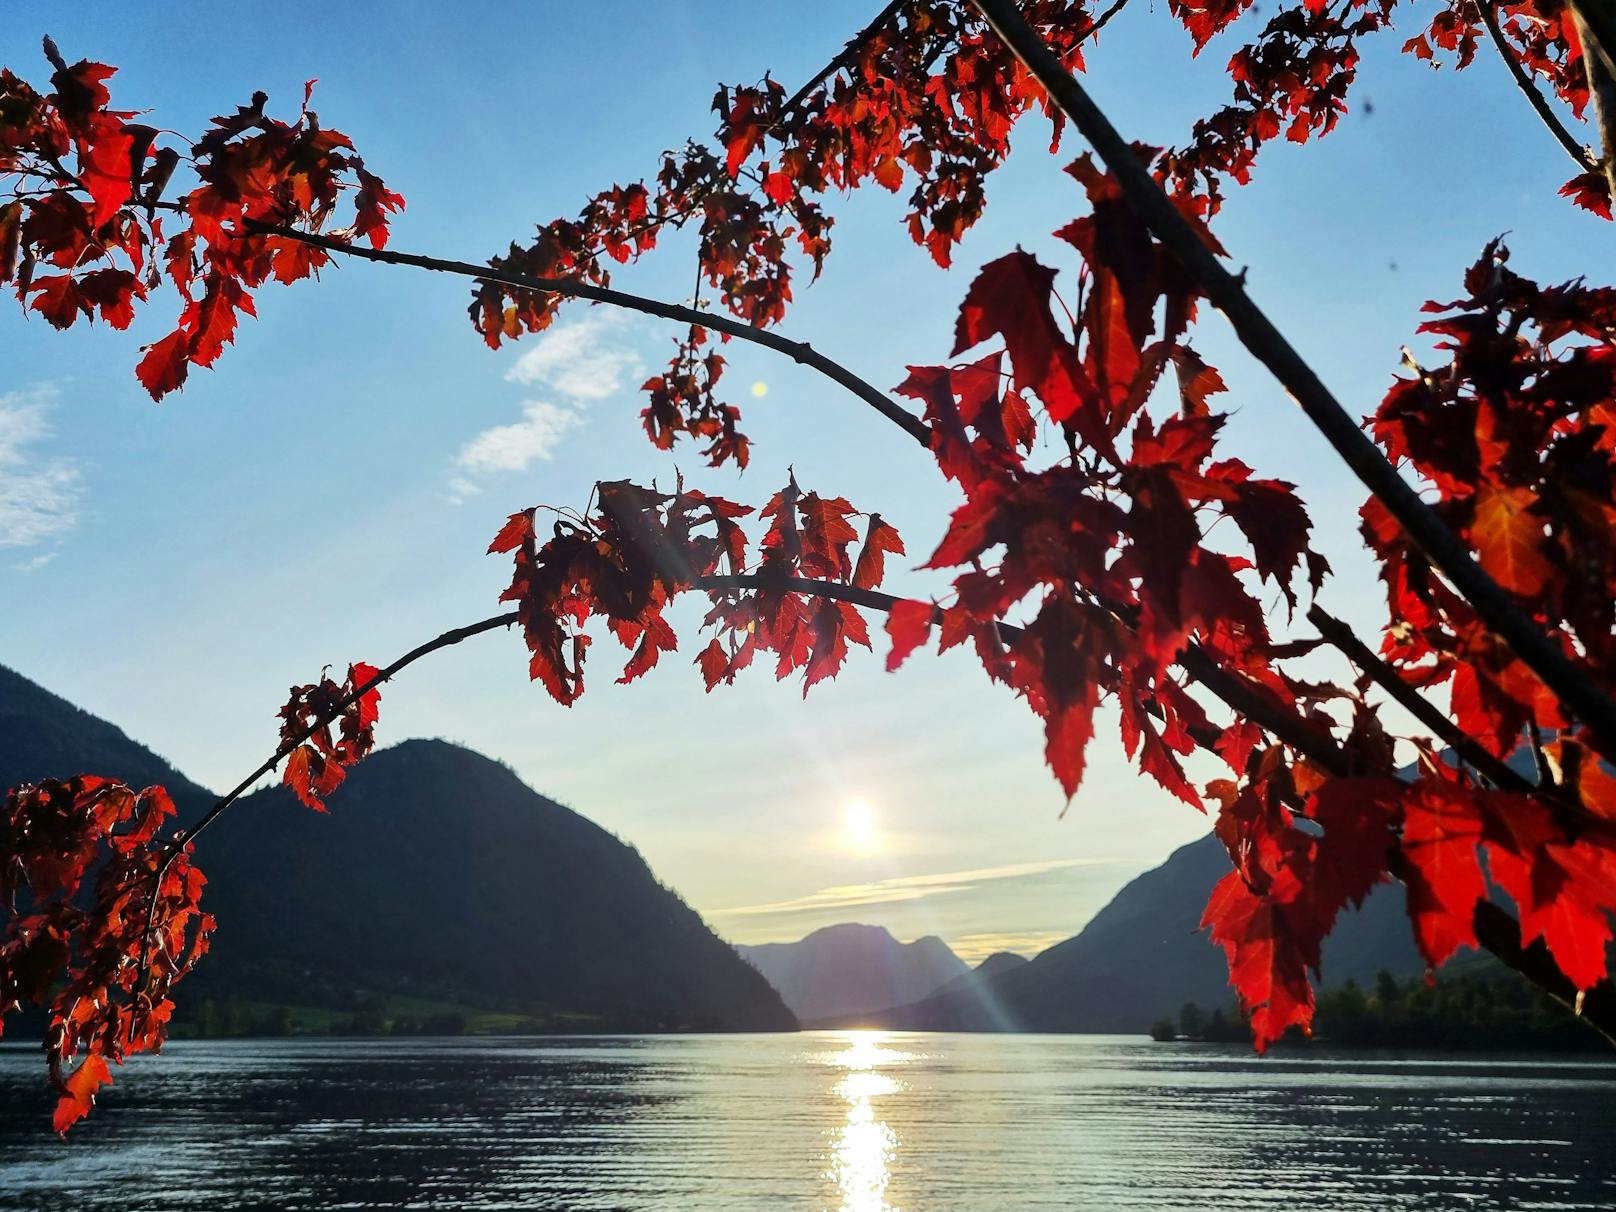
[2,2,1609,966]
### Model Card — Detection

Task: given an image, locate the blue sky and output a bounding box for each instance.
[2,3,1609,963]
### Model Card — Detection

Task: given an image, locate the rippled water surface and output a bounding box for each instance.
[1,1033,1612,1210]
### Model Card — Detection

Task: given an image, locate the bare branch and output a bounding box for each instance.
[242,222,934,449]
[1571,0,1616,198]
[137,610,521,994]
[1478,0,1600,172]
[970,0,1616,756]
[779,0,911,118]
[1307,604,1530,793]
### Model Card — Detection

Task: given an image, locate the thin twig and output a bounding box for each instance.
[1570,0,1616,199]
[780,0,911,118]
[969,0,1616,757]
[135,611,521,992]
[1308,604,1529,793]
[242,221,934,449]
[1477,0,1599,172]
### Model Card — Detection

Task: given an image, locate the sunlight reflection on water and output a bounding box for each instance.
[826,1032,906,1212]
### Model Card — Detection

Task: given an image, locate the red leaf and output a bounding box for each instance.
[1560,172,1612,220]
[1044,686,1098,801]
[135,329,190,400]
[77,117,136,229]
[27,274,87,330]
[353,168,405,250]
[851,513,904,590]
[1202,871,1313,1051]
[696,638,729,691]
[1399,781,1486,967]
[488,510,534,554]
[1470,484,1554,597]
[53,1055,112,1136]
[952,251,1100,444]
[885,599,934,671]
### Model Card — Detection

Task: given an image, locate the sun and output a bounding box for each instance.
[843,801,877,851]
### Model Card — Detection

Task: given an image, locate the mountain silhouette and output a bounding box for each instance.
[0,663,795,1033]
[737,922,969,1019]
[860,834,1428,1032]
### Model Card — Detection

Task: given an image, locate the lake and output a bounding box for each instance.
[1,1033,1612,1210]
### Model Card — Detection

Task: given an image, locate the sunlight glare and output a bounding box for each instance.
[843,801,877,851]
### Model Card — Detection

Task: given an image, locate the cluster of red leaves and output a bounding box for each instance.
[489,474,904,706]
[1,777,212,1133]
[888,154,1324,806]
[1366,241,1616,766]
[640,323,750,467]
[277,663,383,811]
[1190,241,1616,1046]
[1157,0,1398,215]
[1,38,402,399]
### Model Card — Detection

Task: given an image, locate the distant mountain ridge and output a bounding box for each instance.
[856,834,1427,1032]
[0,663,795,1033]
[737,923,969,1020]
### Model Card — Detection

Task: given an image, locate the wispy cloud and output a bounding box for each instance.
[503,310,642,400]
[454,400,583,476]
[705,858,1115,919]
[12,551,58,573]
[0,385,80,550]
[448,312,643,503]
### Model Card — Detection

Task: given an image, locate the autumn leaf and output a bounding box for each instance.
[1398,781,1486,968]
[696,638,730,691]
[1560,172,1613,221]
[1470,484,1554,597]
[53,1055,113,1136]
[851,513,904,590]
[488,510,535,554]
[1202,871,1313,1051]
[885,599,934,671]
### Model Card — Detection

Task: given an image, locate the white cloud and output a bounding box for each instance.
[12,552,57,572]
[447,313,644,502]
[503,311,643,400]
[0,385,80,549]
[453,400,583,477]
[704,858,1116,919]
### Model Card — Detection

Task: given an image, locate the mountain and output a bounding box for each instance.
[862,833,1427,1033]
[926,949,1030,1001]
[0,664,795,1033]
[737,923,969,1020]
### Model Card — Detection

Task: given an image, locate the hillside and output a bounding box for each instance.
[0,664,795,1033]
[738,923,968,1020]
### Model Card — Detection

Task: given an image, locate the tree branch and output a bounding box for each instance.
[1307,604,1531,793]
[779,0,911,118]
[1570,0,1616,199]
[241,221,933,449]
[969,0,1616,758]
[1478,0,1600,172]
